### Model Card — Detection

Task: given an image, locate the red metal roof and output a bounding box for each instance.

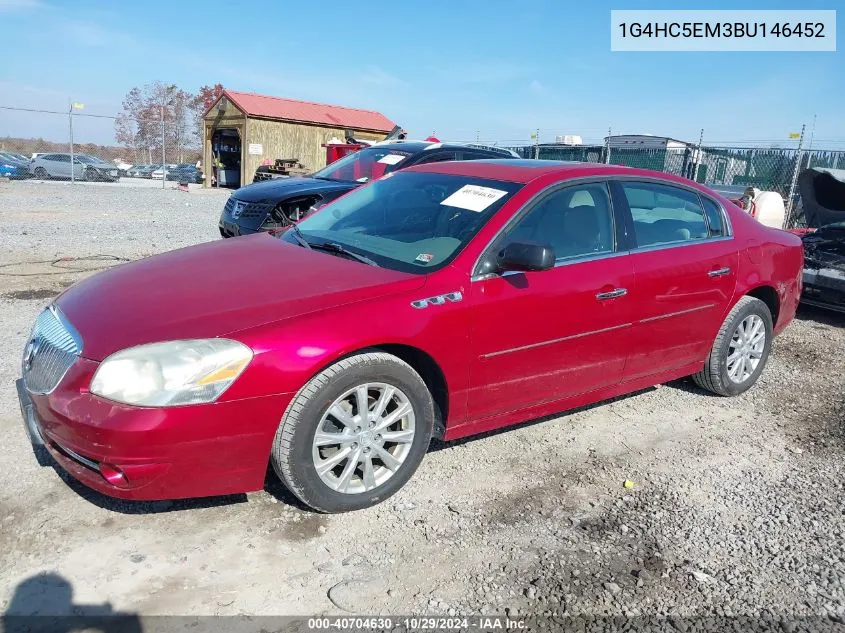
[212,90,396,133]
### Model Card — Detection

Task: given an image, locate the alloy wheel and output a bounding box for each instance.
[311,382,416,494]
[727,314,766,384]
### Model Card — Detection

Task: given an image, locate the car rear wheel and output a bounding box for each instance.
[692,295,773,396]
[34,167,47,179]
[271,352,435,513]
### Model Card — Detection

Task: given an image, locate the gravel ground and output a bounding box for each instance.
[0,180,843,626]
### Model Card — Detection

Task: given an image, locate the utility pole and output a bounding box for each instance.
[68,99,75,184]
[693,128,704,180]
[806,114,817,169]
[785,123,806,226]
[534,128,540,159]
[476,129,480,143]
[161,104,166,189]
[604,127,612,164]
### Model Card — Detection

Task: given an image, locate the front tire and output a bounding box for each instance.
[34,167,48,179]
[693,296,773,396]
[271,352,435,513]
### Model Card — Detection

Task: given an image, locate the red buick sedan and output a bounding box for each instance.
[17,160,803,512]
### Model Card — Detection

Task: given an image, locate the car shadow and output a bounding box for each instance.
[796,304,845,328]
[262,468,314,511]
[3,572,142,633]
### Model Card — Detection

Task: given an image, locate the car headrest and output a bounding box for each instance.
[563,205,600,245]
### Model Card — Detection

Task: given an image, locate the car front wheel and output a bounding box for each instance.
[271,352,435,513]
[693,295,773,396]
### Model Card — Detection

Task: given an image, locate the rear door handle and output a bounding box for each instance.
[596,288,627,300]
[708,267,731,278]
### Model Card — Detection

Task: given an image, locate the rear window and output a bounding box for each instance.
[311,147,413,183]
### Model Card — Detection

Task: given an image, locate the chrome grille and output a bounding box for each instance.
[22,306,82,394]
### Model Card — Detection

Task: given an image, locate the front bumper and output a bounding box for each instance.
[17,358,292,500]
[218,218,262,238]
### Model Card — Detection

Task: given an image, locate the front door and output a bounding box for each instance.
[467,181,635,421]
[612,180,738,381]
[53,155,72,178]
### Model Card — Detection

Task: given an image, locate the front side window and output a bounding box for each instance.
[498,182,615,261]
[284,172,522,273]
[622,182,709,247]
[311,147,413,184]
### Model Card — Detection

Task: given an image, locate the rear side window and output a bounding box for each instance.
[701,197,726,237]
[621,182,709,248]
[416,151,459,165]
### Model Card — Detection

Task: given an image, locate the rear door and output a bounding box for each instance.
[611,179,738,381]
[467,180,635,421]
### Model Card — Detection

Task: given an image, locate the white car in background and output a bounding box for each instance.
[30,153,119,182]
[150,164,178,180]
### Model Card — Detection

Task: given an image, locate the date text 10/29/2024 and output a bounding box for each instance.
[307,617,528,631]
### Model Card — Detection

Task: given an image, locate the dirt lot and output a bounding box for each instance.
[0,181,844,623]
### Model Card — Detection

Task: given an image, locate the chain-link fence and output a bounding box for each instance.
[505,142,845,227]
[0,105,203,186]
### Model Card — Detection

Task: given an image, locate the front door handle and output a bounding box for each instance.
[708,267,731,278]
[596,288,627,300]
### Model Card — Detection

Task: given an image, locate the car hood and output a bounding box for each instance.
[233,176,356,203]
[56,233,425,361]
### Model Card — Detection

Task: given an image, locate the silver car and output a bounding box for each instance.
[30,153,119,182]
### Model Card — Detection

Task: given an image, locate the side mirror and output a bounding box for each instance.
[496,241,555,273]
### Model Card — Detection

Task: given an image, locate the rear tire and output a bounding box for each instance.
[271,352,435,513]
[693,296,773,396]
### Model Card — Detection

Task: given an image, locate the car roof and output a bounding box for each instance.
[403,158,706,187]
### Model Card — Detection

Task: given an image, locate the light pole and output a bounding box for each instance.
[160,86,177,189]
[68,99,75,183]
[161,104,166,189]
[67,100,84,183]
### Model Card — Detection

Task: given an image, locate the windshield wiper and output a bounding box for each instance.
[311,242,379,267]
[285,222,312,250]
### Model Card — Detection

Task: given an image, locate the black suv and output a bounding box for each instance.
[218,141,518,237]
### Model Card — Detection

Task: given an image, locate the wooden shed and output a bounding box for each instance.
[202,89,396,188]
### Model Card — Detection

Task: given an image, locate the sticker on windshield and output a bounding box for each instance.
[415,253,434,263]
[377,154,406,165]
[356,176,369,182]
[440,185,508,212]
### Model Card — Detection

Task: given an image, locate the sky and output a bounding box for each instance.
[0,0,842,149]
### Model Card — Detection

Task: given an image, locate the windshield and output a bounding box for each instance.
[280,171,523,274]
[311,147,413,183]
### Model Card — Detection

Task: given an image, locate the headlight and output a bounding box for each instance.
[90,339,252,407]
